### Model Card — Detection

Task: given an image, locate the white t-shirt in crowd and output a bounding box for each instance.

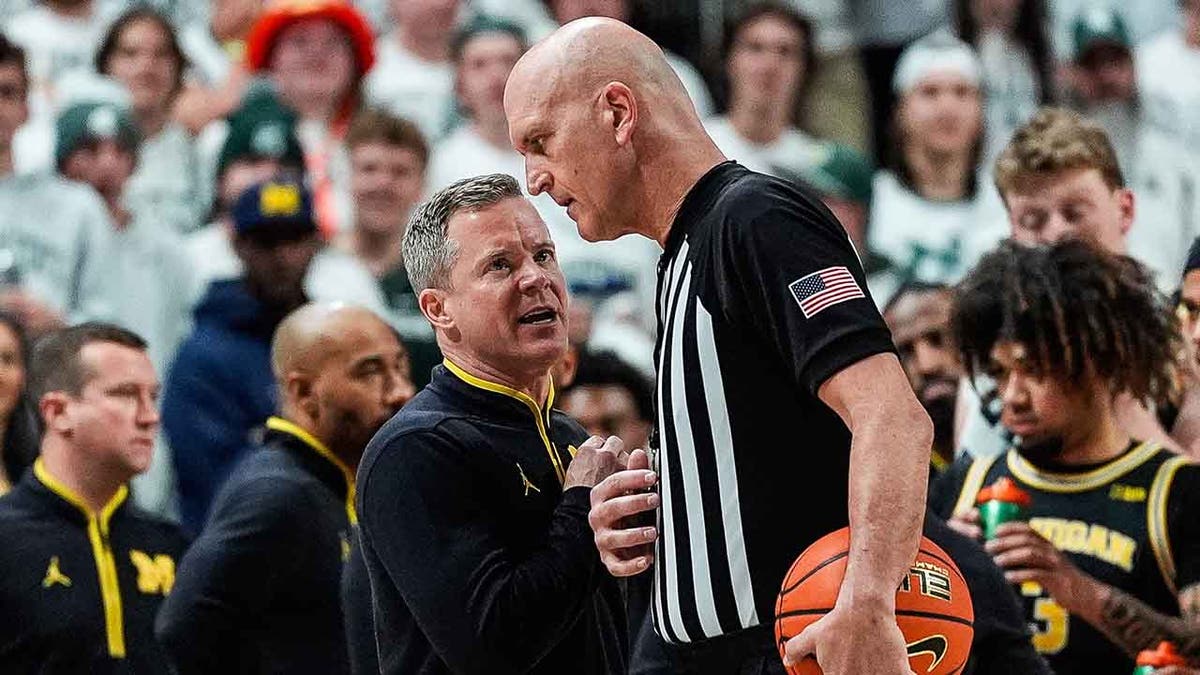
[364,36,456,142]
[126,123,208,235]
[787,0,855,54]
[868,170,1008,285]
[1131,29,1200,286]
[703,116,826,177]
[664,51,715,120]
[0,173,116,321]
[977,31,1041,163]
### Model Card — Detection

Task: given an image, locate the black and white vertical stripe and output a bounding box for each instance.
[651,239,759,643]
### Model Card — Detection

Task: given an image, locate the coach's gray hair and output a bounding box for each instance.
[403,173,524,293]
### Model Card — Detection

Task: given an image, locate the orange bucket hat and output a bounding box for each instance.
[245,0,376,74]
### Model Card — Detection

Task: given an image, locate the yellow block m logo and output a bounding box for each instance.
[129,550,175,595]
[259,183,301,216]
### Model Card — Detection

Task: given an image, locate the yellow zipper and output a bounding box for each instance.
[34,459,127,658]
[443,359,566,484]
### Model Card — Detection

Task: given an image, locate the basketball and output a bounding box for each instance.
[774,528,974,675]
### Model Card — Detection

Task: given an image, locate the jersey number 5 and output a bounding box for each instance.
[1021,581,1069,654]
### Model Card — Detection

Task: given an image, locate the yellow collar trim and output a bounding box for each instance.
[442,358,556,414]
[33,458,128,534]
[265,417,357,525]
[443,358,565,484]
[1005,441,1160,493]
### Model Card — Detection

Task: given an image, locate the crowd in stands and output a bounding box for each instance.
[0,0,1196,671]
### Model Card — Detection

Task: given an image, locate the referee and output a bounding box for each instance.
[504,19,932,674]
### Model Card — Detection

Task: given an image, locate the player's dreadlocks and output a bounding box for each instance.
[952,239,1180,403]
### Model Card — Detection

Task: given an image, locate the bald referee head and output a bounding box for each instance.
[504,17,724,245]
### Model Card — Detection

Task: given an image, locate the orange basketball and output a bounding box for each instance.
[774,527,974,675]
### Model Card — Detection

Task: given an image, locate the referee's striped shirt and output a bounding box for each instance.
[648,162,895,644]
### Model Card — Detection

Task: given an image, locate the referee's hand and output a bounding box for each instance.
[588,448,659,577]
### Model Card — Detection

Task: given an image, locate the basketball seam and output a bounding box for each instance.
[776,608,973,629]
[779,551,849,596]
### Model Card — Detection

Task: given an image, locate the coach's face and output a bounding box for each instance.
[437,197,569,374]
[505,70,638,243]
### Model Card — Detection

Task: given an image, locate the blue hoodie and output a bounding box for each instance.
[163,279,291,535]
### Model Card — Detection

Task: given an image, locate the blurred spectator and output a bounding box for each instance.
[55,87,194,515]
[427,16,528,190]
[1170,238,1200,455]
[1134,0,1200,282]
[339,108,442,388]
[705,3,824,177]
[882,282,960,473]
[0,322,187,672]
[163,178,321,534]
[559,349,652,451]
[0,311,36,491]
[97,7,206,233]
[954,0,1054,162]
[3,0,119,170]
[544,0,714,118]
[187,92,386,314]
[0,35,115,337]
[245,0,376,236]
[869,32,1006,285]
[789,0,872,154]
[188,92,306,289]
[432,15,661,355]
[159,303,413,674]
[853,0,951,163]
[1063,6,1139,170]
[363,0,459,141]
[1049,0,1178,60]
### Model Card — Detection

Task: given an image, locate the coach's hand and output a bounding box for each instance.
[564,435,629,490]
[588,448,658,577]
[784,602,915,675]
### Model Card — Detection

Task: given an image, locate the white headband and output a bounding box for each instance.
[892,32,983,95]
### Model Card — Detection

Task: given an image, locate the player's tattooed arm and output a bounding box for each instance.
[1091,583,1200,661]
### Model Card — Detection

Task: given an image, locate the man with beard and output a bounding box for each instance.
[884,281,961,473]
[1064,7,1140,172]
[932,240,1200,674]
[157,303,415,674]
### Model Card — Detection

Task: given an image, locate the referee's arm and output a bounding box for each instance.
[720,190,931,671]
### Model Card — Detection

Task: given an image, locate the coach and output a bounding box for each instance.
[355,174,628,674]
[504,19,933,674]
[157,304,413,673]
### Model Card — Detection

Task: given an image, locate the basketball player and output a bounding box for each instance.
[932,240,1200,674]
[505,18,932,674]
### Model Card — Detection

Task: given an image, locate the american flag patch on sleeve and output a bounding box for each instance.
[788,266,865,318]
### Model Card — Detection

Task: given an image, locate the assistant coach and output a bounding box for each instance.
[355,174,628,674]
[504,19,933,675]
